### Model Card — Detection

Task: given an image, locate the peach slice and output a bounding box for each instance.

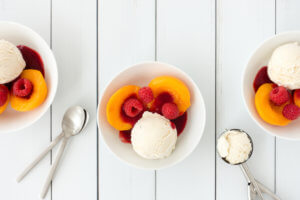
[106,85,140,131]
[11,69,47,112]
[255,83,290,126]
[293,89,300,108]
[149,76,191,114]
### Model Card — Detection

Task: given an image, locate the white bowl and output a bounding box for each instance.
[0,21,58,133]
[97,62,206,169]
[242,31,300,140]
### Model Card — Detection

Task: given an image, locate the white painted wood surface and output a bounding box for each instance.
[156,0,215,199]
[99,1,155,200]
[216,0,276,199]
[51,0,97,200]
[276,1,300,199]
[1,0,300,199]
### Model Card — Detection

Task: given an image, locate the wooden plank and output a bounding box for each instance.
[98,0,156,200]
[0,0,51,199]
[276,0,300,199]
[156,0,215,199]
[216,0,275,199]
[51,0,97,199]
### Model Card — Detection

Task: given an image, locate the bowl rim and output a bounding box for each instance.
[97,61,206,170]
[0,21,58,133]
[242,31,300,141]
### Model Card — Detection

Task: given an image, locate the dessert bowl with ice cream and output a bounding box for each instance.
[97,62,206,169]
[243,31,300,140]
[0,21,57,133]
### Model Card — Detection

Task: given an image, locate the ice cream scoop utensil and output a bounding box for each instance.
[218,129,280,200]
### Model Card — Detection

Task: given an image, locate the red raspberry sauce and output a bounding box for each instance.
[119,130,131,143]
[17,45,45,77]
[171,112,187,136]
[253,66,272,92]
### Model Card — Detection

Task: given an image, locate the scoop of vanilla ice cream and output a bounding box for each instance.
[0,40,26,84]
[268,42,300,90]
[131,111,177,159]
[217,130,252,165]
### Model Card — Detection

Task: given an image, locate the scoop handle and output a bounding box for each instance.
[16,132,64,182]
[256,180,281,200]
[40,137,68,199]
[241,163,265,200]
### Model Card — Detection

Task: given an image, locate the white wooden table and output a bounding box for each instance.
[0,0,300,199]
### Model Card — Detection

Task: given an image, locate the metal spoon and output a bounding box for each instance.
[16,106,88,198]
[40,106,89,198]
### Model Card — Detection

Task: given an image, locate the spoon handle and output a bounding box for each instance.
[16,132,65,183]
[40,137,68,199]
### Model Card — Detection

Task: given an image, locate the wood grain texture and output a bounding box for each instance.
[51,0,97,199]
[216,0,276,199]
[98,0,156,200]
[0,0,51,200]
[276,0,300,199]
[156,0,215,199]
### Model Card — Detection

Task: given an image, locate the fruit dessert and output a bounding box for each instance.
[0,39,47,114]
[252,42,300,126]
[106,76,190,159]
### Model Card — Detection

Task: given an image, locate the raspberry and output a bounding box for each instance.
[138,87,154,104]
[269,86,290,105]
[122,98,143,117]
[0,85,9,106]
[282,104,300,120]
[12,78,33,98]
[162,102,179,120]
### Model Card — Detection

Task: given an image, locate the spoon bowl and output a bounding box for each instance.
[62,106,89,136]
